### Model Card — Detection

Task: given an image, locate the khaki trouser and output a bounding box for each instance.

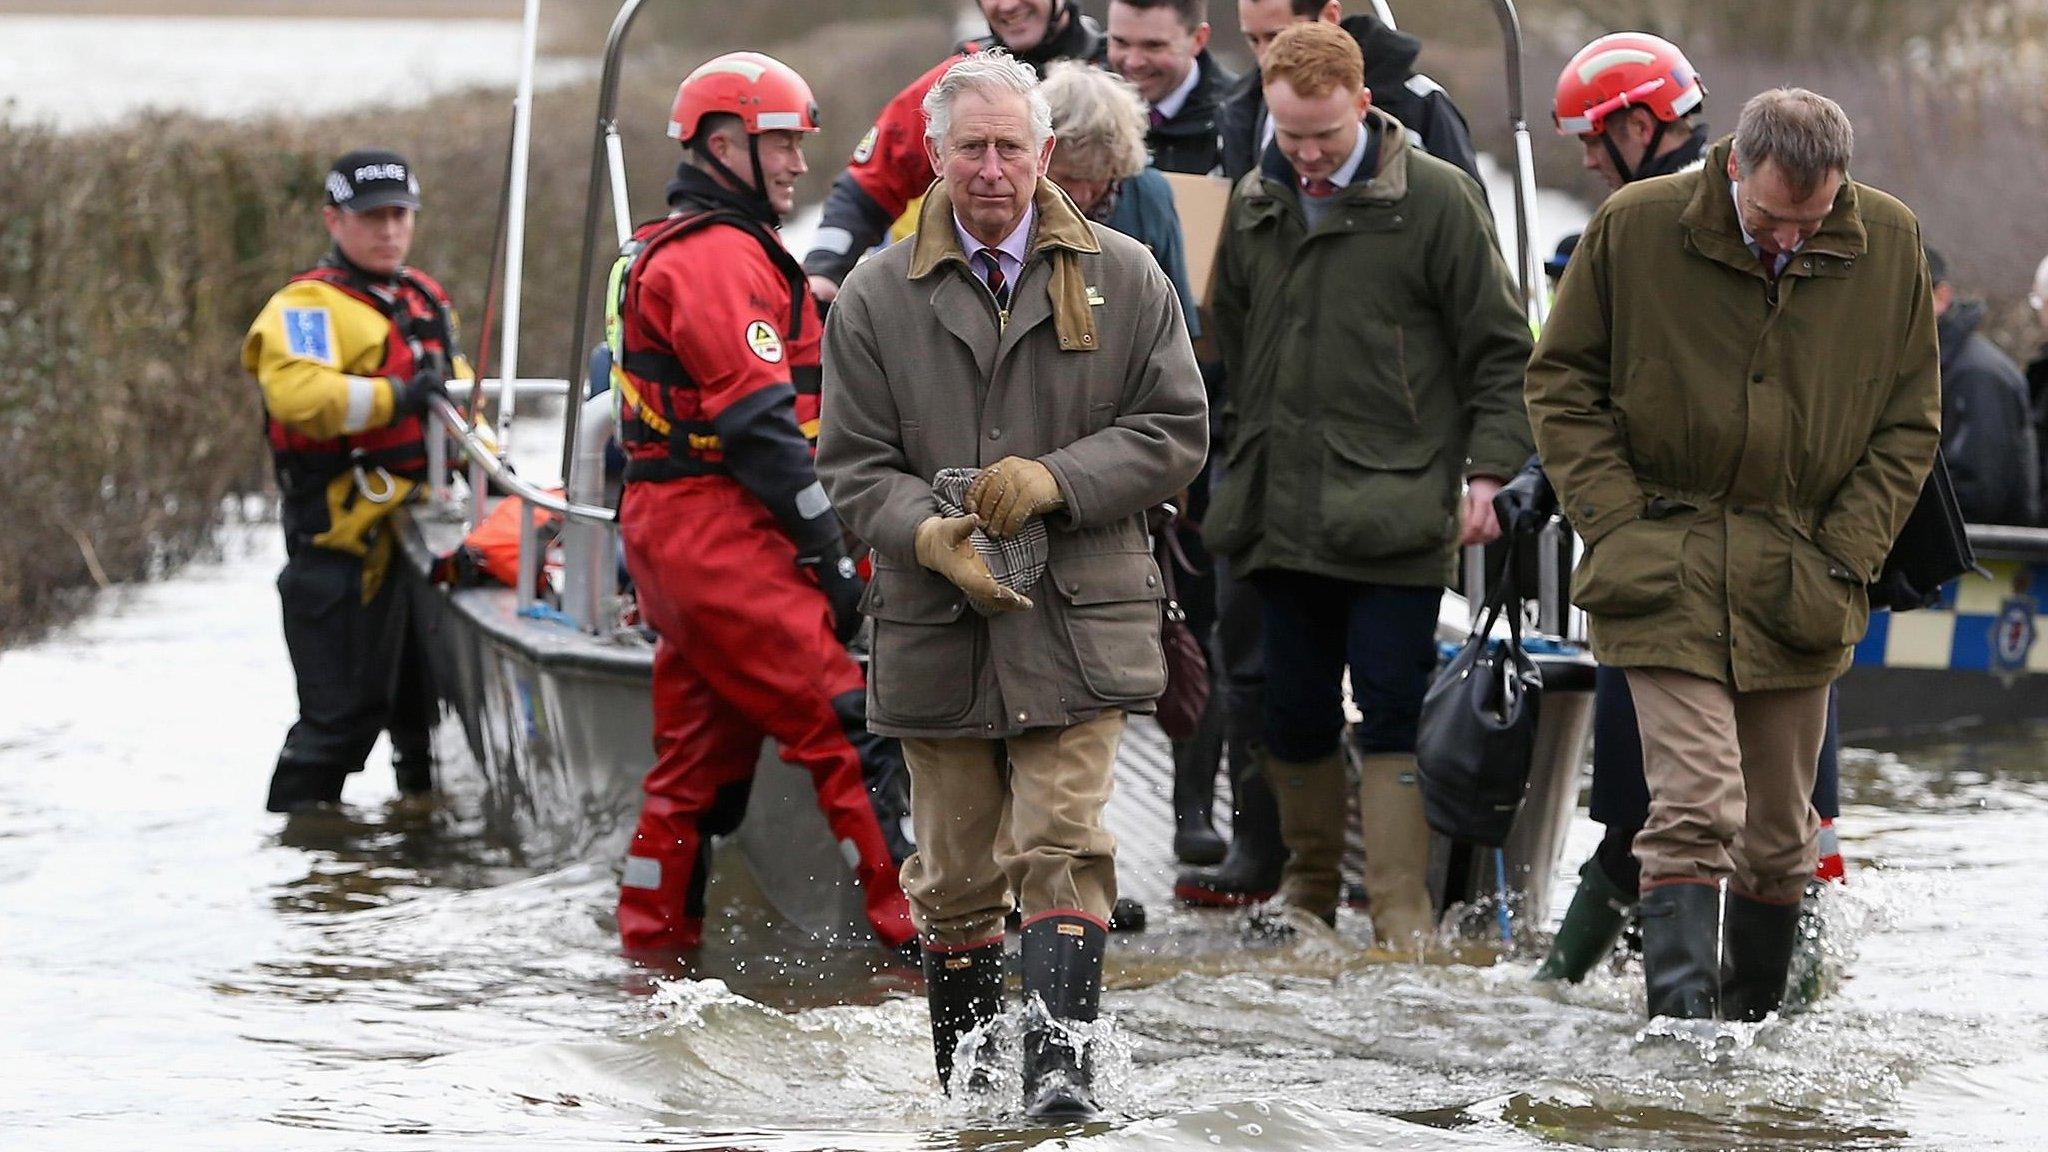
[1626,667,1828,905]
[898,711,1124,949]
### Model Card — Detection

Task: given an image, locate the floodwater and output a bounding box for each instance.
[2,510,2046,1149]
[0,14,588,130]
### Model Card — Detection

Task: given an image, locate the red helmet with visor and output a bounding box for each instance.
[1553,32,1704,137]
[669,51,821,143]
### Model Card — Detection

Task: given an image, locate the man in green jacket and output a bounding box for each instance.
[1204,21,1532,948]
[1527,89,1939,1022]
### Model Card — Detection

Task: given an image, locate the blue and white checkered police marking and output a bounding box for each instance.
[283,308,335,365]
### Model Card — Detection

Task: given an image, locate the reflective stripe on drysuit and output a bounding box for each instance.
[613,189,913,952]
[243,257,470,591]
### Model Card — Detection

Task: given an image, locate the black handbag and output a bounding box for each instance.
[1152,516,1210,741]
[1870,449,1979,613]
[1416,552,1545,846]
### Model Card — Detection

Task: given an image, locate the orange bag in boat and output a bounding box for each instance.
[449,490,564,589]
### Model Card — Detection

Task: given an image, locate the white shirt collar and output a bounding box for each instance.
[954,201,1034,277]
[1150,56,1204,123]
[1326,120,1373,189]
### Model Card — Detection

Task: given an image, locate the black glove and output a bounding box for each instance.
[801,539,866,646]
[1868,568,1937,614]
[1492,454,1559,537]
[391,367,447,419]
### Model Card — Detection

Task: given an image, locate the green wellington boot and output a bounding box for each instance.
[1535,855,1635,982]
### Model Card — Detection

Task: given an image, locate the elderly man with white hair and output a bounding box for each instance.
[817,49,1207,1119]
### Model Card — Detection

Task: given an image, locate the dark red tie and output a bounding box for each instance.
[1148,107,1166,129]
[974,250,1010,309]
[1300,177,1338,198]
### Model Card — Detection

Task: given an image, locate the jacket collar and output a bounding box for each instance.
[1342,13,1420,92]
[1250,106,1407,211]
[1150,50,1232,136]
[1636,125,1708,181]
[1680,136,1866,277]
[910,176,1104,352]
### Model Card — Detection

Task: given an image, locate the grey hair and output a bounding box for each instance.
[1732,88,1854,199]
[921,48,1053,150]
[1040,61,1149,182]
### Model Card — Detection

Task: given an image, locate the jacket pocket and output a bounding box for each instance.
[863,564,978,724]
[1203,430,1265,557]
[1570,516,1687,618]
[1769,531,1870,653]
[1049,551,1167,702]
[1317,428,1451,560]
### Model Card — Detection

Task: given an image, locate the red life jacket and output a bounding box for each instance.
[265,261,455,494]
[609,208,817,483]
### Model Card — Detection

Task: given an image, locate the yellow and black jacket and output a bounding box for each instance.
[243,253,472,597]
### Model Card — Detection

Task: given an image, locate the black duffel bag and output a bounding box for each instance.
[1870,449,1979,613]
[1417,552,1545,846]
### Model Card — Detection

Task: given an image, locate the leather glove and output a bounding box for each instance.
[914,515,1032,615]
[391,366,448,419]
[964,456,1064,538]
[1491,455,1558,537]
[799,540,867,646]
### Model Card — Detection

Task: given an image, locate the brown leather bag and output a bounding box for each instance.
[1152,516,1210,740]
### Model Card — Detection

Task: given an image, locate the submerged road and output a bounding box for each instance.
[1,517,2045,1149]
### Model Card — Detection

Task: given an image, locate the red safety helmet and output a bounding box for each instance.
[1553,32,1704,137]
[668,51,821,143]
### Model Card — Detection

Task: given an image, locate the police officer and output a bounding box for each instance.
[610,52,916,959]
[245,149,467,813]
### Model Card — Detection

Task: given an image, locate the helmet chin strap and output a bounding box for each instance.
[1602,111,1671,186]
[692,133,779,223]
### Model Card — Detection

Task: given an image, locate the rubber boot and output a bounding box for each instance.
[1263,750,1349,925]
[1356,753,1437,950]
[1173,737,1286,907]
[1170,704,1226,865]
[1639,882,1721,1020]
[1721,890,1802,1022]
[391,742,435,797]
[1534,855,1635,982]
[1020,914,1107,1123]
[925,938,1005,1093]
[265,755,349,813]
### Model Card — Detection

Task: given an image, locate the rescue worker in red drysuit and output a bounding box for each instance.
[802,0,1107,302]
[244,149,468,812]
[612,52,916,958]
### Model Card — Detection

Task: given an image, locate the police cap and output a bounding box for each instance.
[324,149,422,213]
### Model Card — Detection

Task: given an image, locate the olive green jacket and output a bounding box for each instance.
[1527,138,1941,690]
[1204,108,1534,587]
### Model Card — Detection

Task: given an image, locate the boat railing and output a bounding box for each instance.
[1964,523,2048,562]
[420,379,623,637]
